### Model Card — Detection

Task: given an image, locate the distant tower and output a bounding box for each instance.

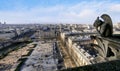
[59,24,62,32]
[4,22,6,24]
[118,22,120,28]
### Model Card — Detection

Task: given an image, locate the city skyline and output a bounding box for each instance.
[0,0,120,24]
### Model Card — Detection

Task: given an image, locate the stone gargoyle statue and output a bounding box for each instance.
[93,14,113,37]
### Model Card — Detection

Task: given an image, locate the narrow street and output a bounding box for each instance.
[59,42,76,68]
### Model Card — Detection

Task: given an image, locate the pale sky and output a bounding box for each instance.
[0,0,120,24]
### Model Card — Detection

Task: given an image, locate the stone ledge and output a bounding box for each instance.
[61,60,120,71]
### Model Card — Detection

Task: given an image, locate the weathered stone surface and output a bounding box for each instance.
[61,60,120,71]
[93,14,113,37]
[92,35,120,59]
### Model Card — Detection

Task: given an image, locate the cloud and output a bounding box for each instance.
[109,4,120,12]
[0,1,120,24]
